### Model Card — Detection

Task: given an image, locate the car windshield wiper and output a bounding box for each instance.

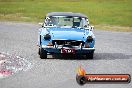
[72,26,83,29]
[72,26,78,28]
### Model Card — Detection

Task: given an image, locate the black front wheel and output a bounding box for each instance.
[40,48,47,59]
[38,47,40,55]
[86,51,94,59]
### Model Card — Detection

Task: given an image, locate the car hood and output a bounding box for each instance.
[47,27,88,41]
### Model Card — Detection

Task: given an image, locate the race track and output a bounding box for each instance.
[0,22,132,88]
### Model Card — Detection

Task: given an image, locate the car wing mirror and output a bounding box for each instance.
[90,26,94,31]
[84,25,87,28]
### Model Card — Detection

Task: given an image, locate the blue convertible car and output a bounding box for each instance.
[38,12,95,59]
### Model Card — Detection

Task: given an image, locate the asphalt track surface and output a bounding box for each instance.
[0,22,132,88]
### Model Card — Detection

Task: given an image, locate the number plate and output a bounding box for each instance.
[61,48,75,54]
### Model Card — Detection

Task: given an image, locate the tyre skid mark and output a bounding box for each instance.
[0,52,32,78]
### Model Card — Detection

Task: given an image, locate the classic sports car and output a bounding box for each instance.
[38,12,95,59]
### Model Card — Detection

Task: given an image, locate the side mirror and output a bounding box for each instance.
[84,25,88,28]
[90,26,94,31]
[38,22,43,27]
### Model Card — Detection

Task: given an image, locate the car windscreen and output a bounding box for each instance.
[45,16,87,28]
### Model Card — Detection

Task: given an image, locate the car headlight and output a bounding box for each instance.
[86,36,93,42]
[44,34,51,40]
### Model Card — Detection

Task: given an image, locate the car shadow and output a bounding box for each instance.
[94,53,132,60]
[47,54,88,60]
[46,53,132,60]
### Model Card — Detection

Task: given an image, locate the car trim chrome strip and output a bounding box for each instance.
[42,45,95,50]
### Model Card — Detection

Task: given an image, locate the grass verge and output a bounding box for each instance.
[0,0,132,32]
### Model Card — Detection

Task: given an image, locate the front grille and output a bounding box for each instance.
[52,40,84,46]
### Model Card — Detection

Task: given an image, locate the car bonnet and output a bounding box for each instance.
[47,27,88,41]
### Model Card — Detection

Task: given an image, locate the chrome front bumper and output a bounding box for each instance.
[41,45,95,54]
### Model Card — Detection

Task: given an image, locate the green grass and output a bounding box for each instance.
[0,0,132,31]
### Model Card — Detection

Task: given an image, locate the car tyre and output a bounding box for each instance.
[86,51,94,59]
[40,48,47,59]
[38,47,40,55]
